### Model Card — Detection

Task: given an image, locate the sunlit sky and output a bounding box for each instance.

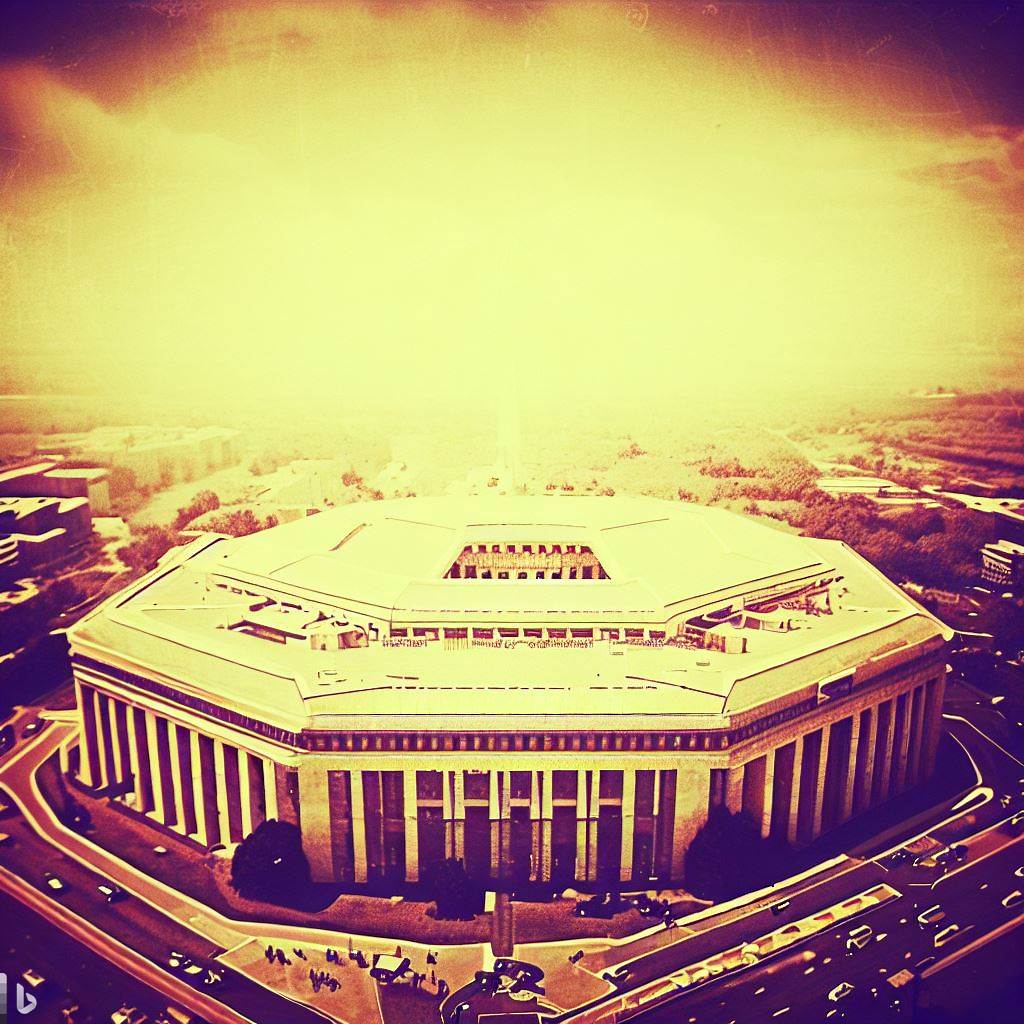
[0,1,1021,408]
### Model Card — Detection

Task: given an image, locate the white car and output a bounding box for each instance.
[846,925,873,952]
[1001,890,1023,909]
[1013,865,1024,878]
[828,982,855,1002]
[43,872,66,893]
[933,924,961,948]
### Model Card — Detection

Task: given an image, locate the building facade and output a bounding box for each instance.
[66,496,949,889]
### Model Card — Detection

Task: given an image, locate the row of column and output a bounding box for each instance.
[303,764,711,887]
[75,679,280,848]
[719,673,945,847]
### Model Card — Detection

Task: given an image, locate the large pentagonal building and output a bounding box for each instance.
[66,496,949,888]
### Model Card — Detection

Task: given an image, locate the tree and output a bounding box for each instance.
[203,508,273,536]
[116,525,179,572]
[230,819,311,903]
[684,807,789,903]
[423,858,484,920]
[173,489,221,530]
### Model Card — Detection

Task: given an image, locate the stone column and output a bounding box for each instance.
[351,770,368,882]
[908,684,927,786]
[453,770,466,862]
[263,758,279,821]
[760,750,776,839]
[724,764,744,815]
[619,769,637,882]
[786,734,805,846]
[893,694,913,794]
[856,707,878,815]
[189,731,211,846]
[671,767,710,880]
[404,771,419,883]
[575,769,588,881]
[586,771,600,883]
[75,680,98,788]
[297,767,332,881]
[876,700,896,801]
[530,771,542,881]
[145,713,167,823]
[540,769,553,880]
[167,723,189,836]
[92,691,110,790]
[841,712,861,824]
[811,725,832,839]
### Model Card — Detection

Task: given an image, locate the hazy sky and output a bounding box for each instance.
[1,1,1022,409]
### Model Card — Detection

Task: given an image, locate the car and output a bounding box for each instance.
[846,925,873,952]
[935,844,968,866]
[1014,865,1024,878]
[885,848,910,868]
[97,882,127,903]
[933,924,961,948]
[152,845,169,856]
[1001,890,1023,909]
[43,872,67,893]
[770,899,791,914]
[574,893,628,918]
[22,717,45,738]
[0,832,12,846]
[828,982,855,1002]
[687,965,712,984]
[0,724,15,753]
[917,904,946,927]
[111,1007,149,1024]
[1010,811,1024,828]
[369,953,410,984]
[601,965,631,987]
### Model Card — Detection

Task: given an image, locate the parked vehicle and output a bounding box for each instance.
[828,982,855,1002]
[917,904,946,927]
[1001,890,1023,909]
[845,925,873,952]
[933,924,962,948]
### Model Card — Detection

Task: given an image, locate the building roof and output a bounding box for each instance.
[68,496,949,734]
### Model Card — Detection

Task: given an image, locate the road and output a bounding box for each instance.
[630,832,1024,1023]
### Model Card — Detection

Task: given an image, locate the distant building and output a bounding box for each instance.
[0,461,110,516]
[0,495,92,573]
[36,426,241,489]
[817,476,934,507]
[980,540,1024,589]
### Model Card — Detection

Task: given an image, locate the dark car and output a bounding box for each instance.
[602,965,631,987]
[98,881,127,903]
[22,717,46,738]
[492,959,545,995]
[574,894,627,919]
[0,724,15,753]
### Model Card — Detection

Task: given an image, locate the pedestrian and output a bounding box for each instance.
[395,944,402,956]
[294,947,307,960]
[264,944,274,962]
[427,950,437,965]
